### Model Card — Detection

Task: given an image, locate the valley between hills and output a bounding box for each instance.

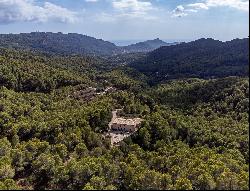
[0,32,249,190]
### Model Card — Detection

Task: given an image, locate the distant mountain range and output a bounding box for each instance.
[122,38,179,53]
[129,38,249,83]
[0,32,178,56]
[1,32,248,83]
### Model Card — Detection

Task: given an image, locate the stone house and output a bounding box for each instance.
[111,118,142,132]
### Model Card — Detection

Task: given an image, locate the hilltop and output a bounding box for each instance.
[0,32,119,56]
[130,38,249,84]
[122,38,179,53]
[0,32,176,56]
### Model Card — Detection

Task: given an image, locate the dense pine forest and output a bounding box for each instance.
[0,35,249,190]
[130,38,249,84]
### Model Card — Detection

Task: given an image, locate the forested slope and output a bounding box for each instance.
[0,47,249,190]
[130,38,249,84]
[0,33,176,56]
[0,49,91,92]
[0,32,120,56]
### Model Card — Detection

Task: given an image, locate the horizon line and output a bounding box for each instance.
[0,31,248,44]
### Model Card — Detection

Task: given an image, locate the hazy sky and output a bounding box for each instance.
[0,0,249,41]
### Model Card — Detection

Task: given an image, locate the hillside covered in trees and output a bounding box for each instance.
[130,38,249,84]
[0,36,249,190]
[0,33,173,56]
[0,32,119,56]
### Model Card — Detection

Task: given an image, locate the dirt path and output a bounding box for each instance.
[108,109,121,129]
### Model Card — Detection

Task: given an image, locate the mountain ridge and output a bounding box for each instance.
[0,32,119,56]
[129,37,249,83]
[0,32,179,56]
[122,38,179,53]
